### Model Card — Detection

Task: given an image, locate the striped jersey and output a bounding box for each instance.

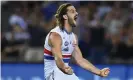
[44,26,76,77]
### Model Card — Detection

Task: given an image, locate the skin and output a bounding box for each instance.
[48,5,110,77]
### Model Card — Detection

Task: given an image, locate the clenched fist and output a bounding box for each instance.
[99,68,110,77]
[64,66,73,75]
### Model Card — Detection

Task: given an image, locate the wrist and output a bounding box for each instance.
[96,70,101,76]
[59,65,67,73]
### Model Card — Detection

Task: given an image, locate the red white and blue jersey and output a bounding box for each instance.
[44,26,77,78]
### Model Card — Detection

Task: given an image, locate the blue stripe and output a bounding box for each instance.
[44,55,70,63]
[63,59,70,63]
[44,56,54,60]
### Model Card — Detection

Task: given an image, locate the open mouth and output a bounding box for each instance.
[74,16,78,21]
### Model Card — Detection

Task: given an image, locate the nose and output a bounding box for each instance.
[76,12,78,16]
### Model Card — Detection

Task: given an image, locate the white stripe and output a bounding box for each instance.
[44,53,53,57]
[44,54,71,59]
[44,47,51,52]
[44,53,71,56]
[44,53,71,58]
[63,57,71,59]
[62,53,72,55]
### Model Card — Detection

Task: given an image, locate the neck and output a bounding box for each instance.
[64,22,72,33]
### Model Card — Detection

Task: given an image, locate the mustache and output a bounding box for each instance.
[74,14,78,18]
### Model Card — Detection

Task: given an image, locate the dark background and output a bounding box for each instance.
[1,1,133,64]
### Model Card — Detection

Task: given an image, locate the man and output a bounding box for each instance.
[44,3,110,80]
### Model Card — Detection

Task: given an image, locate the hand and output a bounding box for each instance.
[99,68,110,77]
[64,66,73,75]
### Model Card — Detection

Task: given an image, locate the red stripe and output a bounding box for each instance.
[44,48,72,58]
[63,55,72,58]
[44,48,52,56]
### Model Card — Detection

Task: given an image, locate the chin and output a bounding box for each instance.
[72,24,76,27]
[70,20,77,27]
[73,21,77,27]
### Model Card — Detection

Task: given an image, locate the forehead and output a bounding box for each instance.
[67,6,76,11]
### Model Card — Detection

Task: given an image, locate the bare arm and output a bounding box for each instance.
[72,43,101,75]
[72,34,110,77]
[49,32,73,75]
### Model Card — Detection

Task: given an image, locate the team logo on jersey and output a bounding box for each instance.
[63,47,69,51]
[64,41,69,46]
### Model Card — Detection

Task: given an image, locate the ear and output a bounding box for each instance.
[63,15,68,20]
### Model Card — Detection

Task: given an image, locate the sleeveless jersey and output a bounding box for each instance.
[44,26,76,77]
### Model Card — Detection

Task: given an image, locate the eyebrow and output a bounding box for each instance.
[69,9,76,12]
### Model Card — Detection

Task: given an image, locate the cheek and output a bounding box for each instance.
[68,14,74,19]
[70,16,74,20]
[69,17,74,21]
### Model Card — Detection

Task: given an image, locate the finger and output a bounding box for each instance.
[102,68,110,72]
[105,69,110,73]
[69,69,73,74]
[68,66,72,69]
[104,70,110,76]
[104,68,110,70]
[65,67,71,73]
[64,66,68,69]
[67,70,73,75]
[71,69,73,73]
[65,66,71,69]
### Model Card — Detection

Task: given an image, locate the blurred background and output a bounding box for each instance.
[1,1,133,80]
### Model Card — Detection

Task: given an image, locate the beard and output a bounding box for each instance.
[68,16,76,27]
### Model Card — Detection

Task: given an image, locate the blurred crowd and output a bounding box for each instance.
[1,1,133,64]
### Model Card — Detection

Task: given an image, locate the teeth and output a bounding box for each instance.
[74,16,77,20]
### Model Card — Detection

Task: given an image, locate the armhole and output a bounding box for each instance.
[73,33,78,45]
[48,32,62,47]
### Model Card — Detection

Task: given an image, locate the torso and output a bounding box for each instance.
[44,26,76,68]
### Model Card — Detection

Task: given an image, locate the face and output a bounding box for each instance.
[65,6,78,27]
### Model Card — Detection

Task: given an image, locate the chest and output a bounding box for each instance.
[61,33,75,53]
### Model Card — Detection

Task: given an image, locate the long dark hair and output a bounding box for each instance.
[55,3,72,30]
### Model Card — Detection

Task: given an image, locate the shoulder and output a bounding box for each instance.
[50,26,64,38]
[72,33,78,40]
[49,32,61,40]
[49,26,62,38]
[50,26,61,32]
[49,32,62,46]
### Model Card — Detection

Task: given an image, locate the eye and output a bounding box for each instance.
[71,10,75,13]
[70,9,75,13]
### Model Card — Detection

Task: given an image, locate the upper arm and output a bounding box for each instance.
[72,34,83,63]
[49,32,63,59]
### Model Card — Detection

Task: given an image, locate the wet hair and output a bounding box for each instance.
[55,3,72,30]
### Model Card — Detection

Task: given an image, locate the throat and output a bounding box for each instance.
[64,21,73,34]
[64,25,72,34]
